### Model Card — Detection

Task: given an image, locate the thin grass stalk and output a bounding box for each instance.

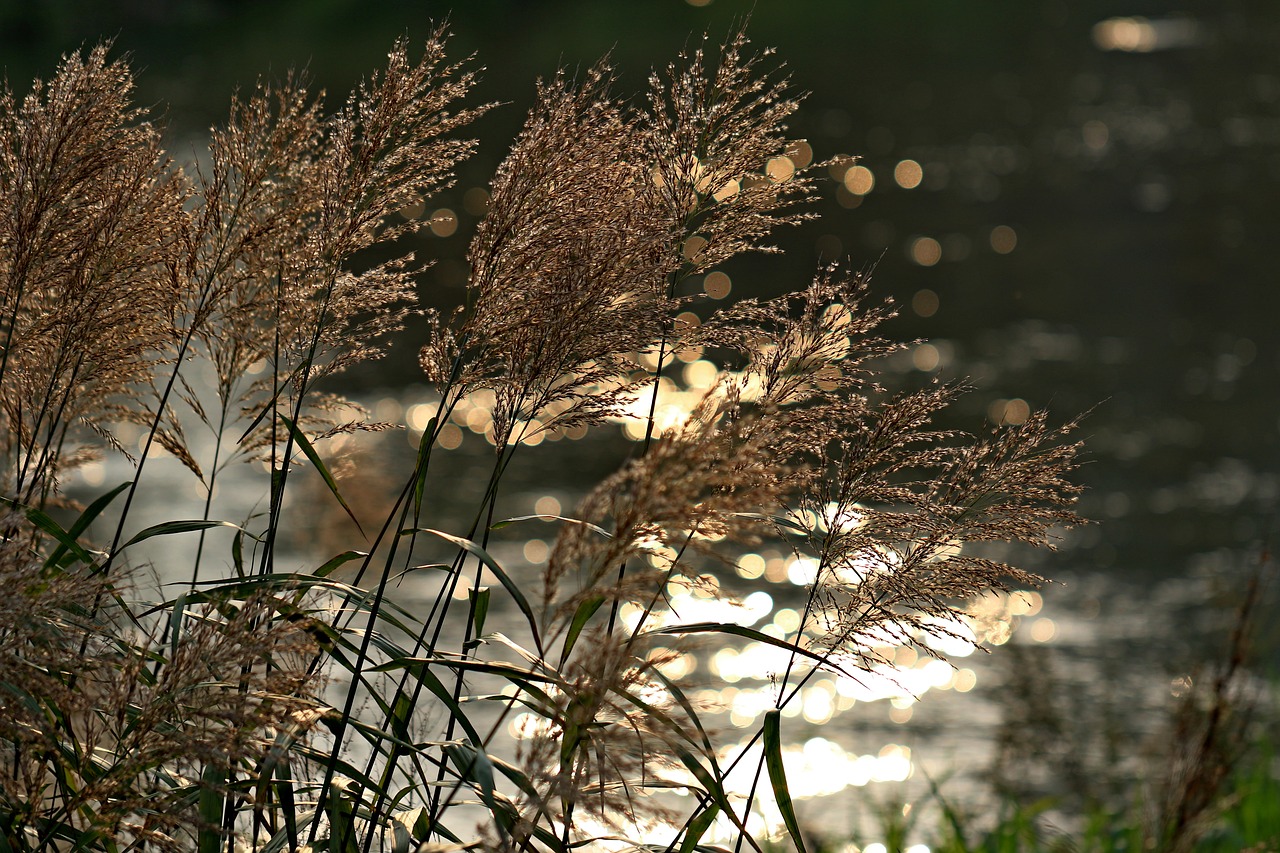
[361,400,567,842]
[298,393,460,804]
[305,471,423,848]
[602,286,678,642]
[413,448,526,829]
[3,30,1094,852]
[188,400,232,588]
[305,388,499,847]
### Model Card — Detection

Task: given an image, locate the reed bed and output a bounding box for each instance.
[1,28,1088,852]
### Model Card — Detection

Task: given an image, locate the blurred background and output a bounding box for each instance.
[4,0,1277,839]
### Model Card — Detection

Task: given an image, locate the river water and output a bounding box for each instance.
[24,0,1280,846]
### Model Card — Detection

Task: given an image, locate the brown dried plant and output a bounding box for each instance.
[493,257,1082,849]
[176,31,485,482]
[0,510,322,847]
[641,28,817,272]
[0,26,1086,853]
[0,43,186,505]
[420,62,678,447]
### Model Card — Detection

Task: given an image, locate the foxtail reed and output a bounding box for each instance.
[1,26,1084,852]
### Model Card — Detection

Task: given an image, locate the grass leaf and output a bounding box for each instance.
[197,763,226,853]
[559,595,604,667]
[763,709,807,853]
[444,741,500,819]
[42,480,131,570]
[314,549,369,578]
[678,803,719,853]
[120,519,241,550]
[279,413,366,539]
[649,622,856,679]
[413,416,437,519]
[326,777,359,853]
[2,496,99,567]
[469,585,491,642]
[402,527,544,655]
[491,513,612,539]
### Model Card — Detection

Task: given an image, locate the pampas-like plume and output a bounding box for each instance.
[0,27,1089,853]
[642,27,816,270]
[0,44,186,503]
[185,31,486,464]
[420,63,678,447]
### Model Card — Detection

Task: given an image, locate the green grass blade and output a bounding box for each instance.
[390,692,413,742]
[922,771,970,849]
[763,709,807,853]
[2,496,99,566]
[279,413,365,539]
[491,513,612,539]
[259,808,317,853]
[42,480,131,569]
[444,741,499,817]
[275,756,299,852]
[231,528,246,577]
[168,592,188,666]
[558,595,604,667]
[413,416,437,519]
[672,745,763,853]
[402,527,543,655]
[678,803,719,853]
[469,585,491,641]
[729,511,813,535]
[649,667,719,767]
[120,519,241,550]
[326,778,359,853]
[314,549,369,578]
[405,656,562,719]
[197,763,226,853]
[649,622,856,678]
[379,659,484,745]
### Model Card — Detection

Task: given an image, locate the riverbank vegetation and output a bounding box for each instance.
[6,23,1257,852]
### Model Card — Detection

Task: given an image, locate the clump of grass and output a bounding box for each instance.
[1,26,1085,852]
[830,546,1278,853]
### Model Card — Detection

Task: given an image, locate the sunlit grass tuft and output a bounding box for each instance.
[0,25,1102,853]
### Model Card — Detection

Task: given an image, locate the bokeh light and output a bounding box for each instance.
[989,225,1018,254]
[703,271,732,298]
[912,288,939,317]
[912,343,940,371]
[437,422,463,449]
[988,397,1031,425]
[766,156,795,182]
[429,208,457,237]
[843,165,875,195]
[893,159,923,189]
[398,198,425,219]
[462,187,490,215]
[910,236,942,266]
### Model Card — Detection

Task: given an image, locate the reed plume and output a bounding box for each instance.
[641,28,816,270]
[0,43,186,504]
[183,31,485,469]
[420,62,677,448]
[0,510,322,846]
[0,27,1090,853]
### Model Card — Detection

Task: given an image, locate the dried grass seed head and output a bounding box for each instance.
[642,26,817,272]
[422,62,679,445]
[0,44,187,499]
[185,31,486,460]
